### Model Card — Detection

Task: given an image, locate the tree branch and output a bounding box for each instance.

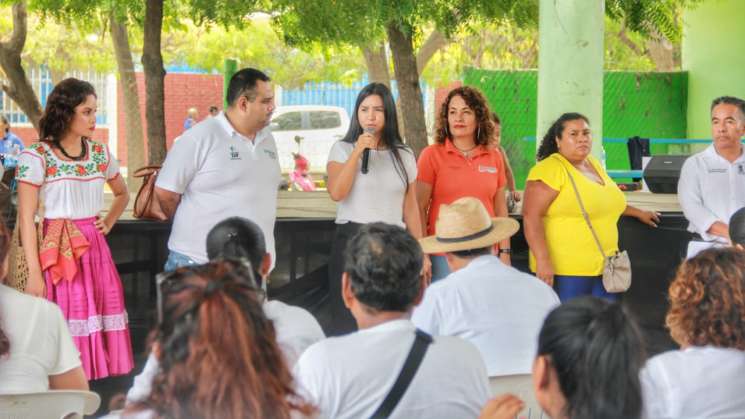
[2,2,29,55]
[616,24,646,56]
[416,29,448,74]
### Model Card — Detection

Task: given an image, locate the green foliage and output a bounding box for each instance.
[605,0,703,42]
[161,18,365,87]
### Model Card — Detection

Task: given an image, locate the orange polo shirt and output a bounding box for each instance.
[417,140,507,235]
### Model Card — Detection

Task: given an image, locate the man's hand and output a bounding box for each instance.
[707,221,730,240]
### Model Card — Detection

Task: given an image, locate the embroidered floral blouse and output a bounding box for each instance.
[16,140,120,219]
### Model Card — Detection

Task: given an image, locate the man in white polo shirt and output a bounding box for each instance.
[679,96,745,256]
[294,223,489,419]
[155,68,280,270]
[412,197,559,377]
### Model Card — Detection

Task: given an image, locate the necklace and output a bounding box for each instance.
[453,143,477,156]
[58,138,87,161]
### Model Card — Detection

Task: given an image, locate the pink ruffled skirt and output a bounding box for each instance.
[44,217,134,380]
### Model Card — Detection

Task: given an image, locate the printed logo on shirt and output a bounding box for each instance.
[738,164,745,175]
[229,146,241,160]
[263,149,277,160]
[478,165,497,173]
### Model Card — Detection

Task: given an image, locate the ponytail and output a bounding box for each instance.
[538,297,645,419]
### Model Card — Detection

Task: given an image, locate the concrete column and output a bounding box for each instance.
[537,0,605,160]
[682,0,745,140]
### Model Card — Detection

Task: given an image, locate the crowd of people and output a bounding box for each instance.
[0,67,743,419]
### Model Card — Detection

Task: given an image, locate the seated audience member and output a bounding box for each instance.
[481,297,646,419]
[294,223,490,419]
[126,217,324,403]
[729,206,745,248]
[640,247,745,419]
[412,197,559,376]
[0,221,88,394]
[120,261,315,418]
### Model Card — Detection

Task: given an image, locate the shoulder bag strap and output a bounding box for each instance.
[553,156,607,259]
[369,329,433,419]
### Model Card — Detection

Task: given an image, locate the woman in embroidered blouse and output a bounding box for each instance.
[16,78,133,380]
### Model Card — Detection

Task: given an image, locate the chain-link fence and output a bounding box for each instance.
[463,68,689,188]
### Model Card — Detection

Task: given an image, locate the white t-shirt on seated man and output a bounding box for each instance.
[155,68,281,270]
[294,223,490,419]
[412,196,559,376]
[678,96,745,257]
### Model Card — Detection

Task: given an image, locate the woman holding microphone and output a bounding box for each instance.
[325,82,427,335]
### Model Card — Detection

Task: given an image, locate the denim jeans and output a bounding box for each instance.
[553,275,619,302]
[164,250,200,272]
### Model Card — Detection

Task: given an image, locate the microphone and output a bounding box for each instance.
[361,127,374,174]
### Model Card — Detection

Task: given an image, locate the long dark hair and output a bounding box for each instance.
[538,297,645,419]
[0,220,13,357]
[435,86,494,146]
[38,78,97,146]
[342,82,411,190]
[536,112,589,161]
[130,261,315,419]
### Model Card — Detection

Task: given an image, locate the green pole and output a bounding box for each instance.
[682,0,745,144]
[223,58,238,109]
[536,0,604,160]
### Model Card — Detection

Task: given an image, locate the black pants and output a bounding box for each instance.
[325,222,362,336]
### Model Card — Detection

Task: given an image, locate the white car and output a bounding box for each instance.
[270,105,350,173]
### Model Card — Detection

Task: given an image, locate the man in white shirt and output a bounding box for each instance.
[679,96,745,256]
[126,217,324,403]
[294,223,490,419]
[155,68,281,271]
[412,197,559,377]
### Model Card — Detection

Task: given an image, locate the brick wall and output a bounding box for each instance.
[116,72,224,165]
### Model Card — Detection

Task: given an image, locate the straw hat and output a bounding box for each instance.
[419,197,519,254]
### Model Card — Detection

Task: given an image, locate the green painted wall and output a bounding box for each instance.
[463,69,688,188]
[682,0,745,141]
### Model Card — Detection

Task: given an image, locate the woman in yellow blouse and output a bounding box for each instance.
[523,113,659,301]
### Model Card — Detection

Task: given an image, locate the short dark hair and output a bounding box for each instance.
[206,217,265,284]
[450,246,492,259]
[730,207,745,247]
[435,86,494,146]
[538,297,646,419]
[711,96,745,118]
[344,223,423,312]
[226,68,271,106]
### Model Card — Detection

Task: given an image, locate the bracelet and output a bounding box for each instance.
[498,249,511,255]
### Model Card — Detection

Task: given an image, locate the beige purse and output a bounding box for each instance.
[560,158,632,293]
[7,219,42,292]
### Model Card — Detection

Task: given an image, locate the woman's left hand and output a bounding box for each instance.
[499,252,511,266]
[95,216,112,235]
[421,255,432,287]
[636,210,661,228]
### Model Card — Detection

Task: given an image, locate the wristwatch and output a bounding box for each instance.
[498,249,511,255]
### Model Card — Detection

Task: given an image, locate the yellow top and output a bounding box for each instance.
[527,153,626,276]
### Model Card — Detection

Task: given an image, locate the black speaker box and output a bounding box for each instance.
[643,155,689,194]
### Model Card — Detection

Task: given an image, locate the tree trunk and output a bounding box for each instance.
[111,14,147,188]
[387,22,428,157]
[141,0,167,165]
[416,30,448,74]
[362,43,391,87]
[646,35,675,72]
[0,2,42,131]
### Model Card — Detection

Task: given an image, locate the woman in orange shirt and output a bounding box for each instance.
[417,86,510,281]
